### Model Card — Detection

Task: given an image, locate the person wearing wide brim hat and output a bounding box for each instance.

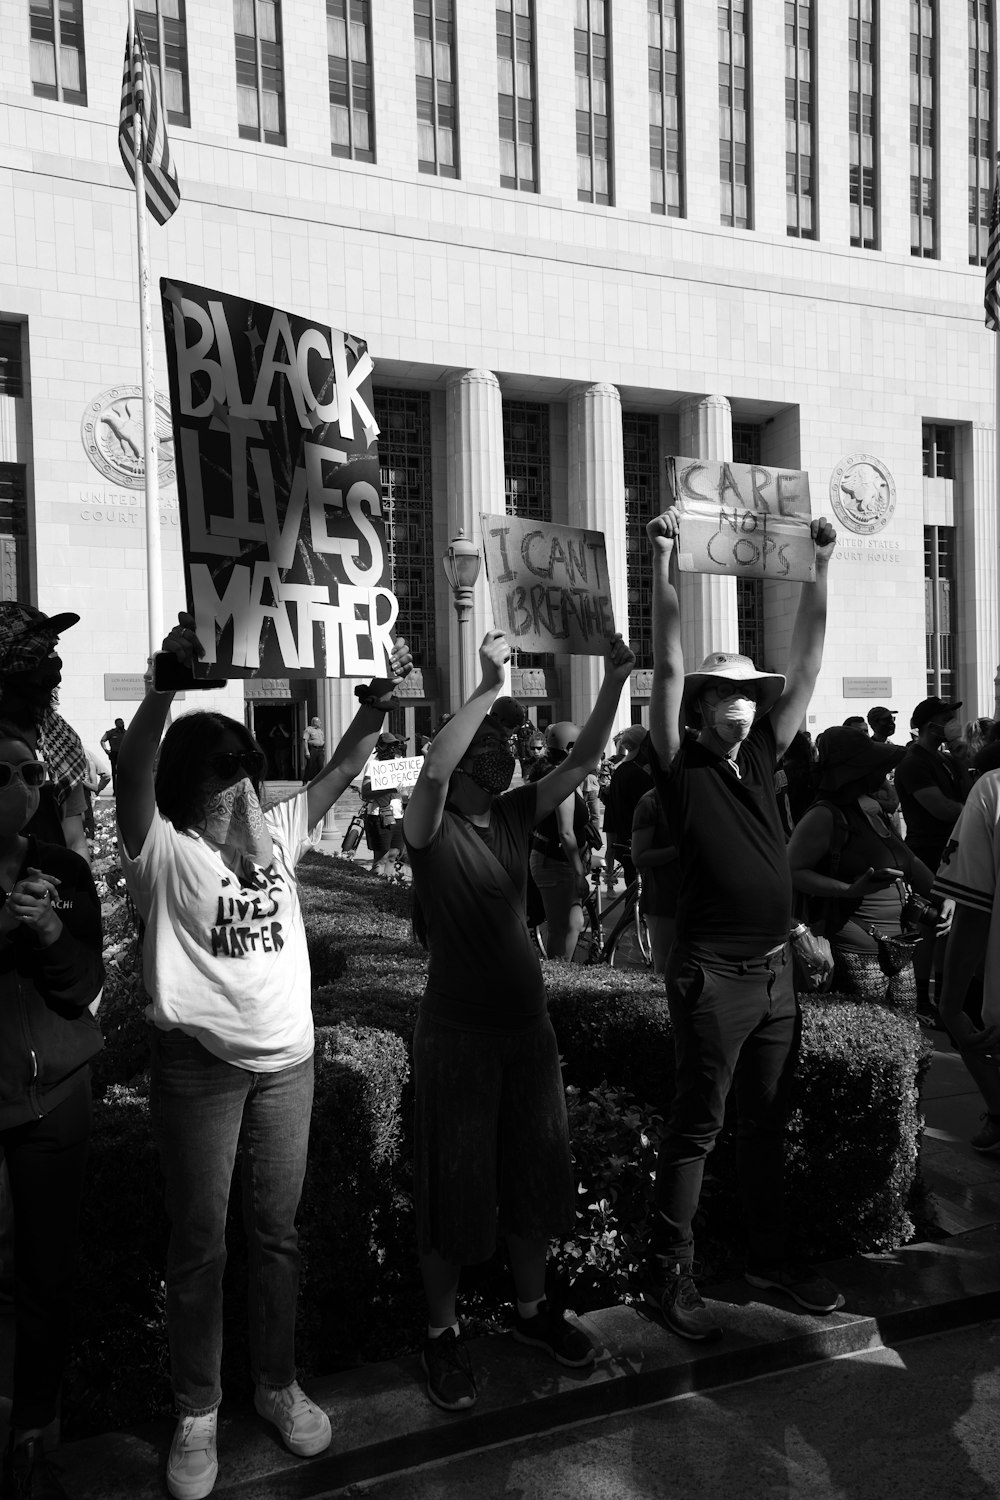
[788,726,943,1013]
[639,502,842,1340]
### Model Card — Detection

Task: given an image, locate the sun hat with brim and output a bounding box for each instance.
[816,727,906,793]
[376,731,407,748]
[682,652,785,718]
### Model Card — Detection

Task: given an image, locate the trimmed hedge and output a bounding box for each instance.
[67,818,932,1437]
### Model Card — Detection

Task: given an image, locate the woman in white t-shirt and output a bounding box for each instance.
[116,612,409,1500]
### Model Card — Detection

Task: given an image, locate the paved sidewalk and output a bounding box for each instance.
[22,1029,1000,1499]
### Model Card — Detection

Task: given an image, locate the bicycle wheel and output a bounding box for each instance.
[607,902,652,970]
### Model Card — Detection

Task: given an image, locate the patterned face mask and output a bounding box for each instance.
[465,749,517,795]
[196,776,274,871]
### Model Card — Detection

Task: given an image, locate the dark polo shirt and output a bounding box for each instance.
[648,718,791,958]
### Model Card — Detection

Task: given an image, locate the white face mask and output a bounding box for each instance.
[942,719,962,744]
[702,692,757,746]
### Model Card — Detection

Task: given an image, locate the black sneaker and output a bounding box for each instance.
[511,1301,595,1367]
[3,1437,68,1500]
[640,1258,723,1341]
[420,1326,477,1412]
[745,1262,844,1313]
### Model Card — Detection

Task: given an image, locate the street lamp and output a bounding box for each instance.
[442,528,482,704]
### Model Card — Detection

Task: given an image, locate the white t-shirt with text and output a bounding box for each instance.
[120,792,319,1071]
[933,770,1000,1027]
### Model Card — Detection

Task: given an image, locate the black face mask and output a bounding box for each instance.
[465,749,516,795]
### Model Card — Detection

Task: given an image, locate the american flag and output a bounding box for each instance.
[118,26,180,226]
[986,153,1000,331]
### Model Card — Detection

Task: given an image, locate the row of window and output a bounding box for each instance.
[27,1,995,259]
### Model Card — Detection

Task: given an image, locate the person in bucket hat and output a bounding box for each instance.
[639,502,842,1341]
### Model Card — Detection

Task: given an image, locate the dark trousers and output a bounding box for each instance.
[1,1075,92,1431]
[653,942,800,1269]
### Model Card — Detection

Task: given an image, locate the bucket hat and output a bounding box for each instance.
[682,651,785,718]
[816,727,905,793]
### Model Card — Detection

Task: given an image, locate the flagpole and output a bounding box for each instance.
[127,0,164,658]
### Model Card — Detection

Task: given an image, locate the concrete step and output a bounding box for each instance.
[57,1222,1000,1500]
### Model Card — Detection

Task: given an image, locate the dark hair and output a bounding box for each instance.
[0,721,38,759]
[155,712,265,831]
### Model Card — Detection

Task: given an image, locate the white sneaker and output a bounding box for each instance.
[166,1410,219,1500]
[254,1380,332,1457]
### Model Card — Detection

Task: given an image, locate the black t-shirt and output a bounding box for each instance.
[894,743,965,865]
[649,718,791,957]
[603,760,650,843]
[406,784,546,1032]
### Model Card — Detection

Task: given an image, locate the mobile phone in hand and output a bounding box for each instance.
[152,653,228,693]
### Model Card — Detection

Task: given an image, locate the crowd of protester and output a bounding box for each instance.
[6,508,1000,1497]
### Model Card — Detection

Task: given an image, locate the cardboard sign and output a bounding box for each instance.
[480,514,615,656]
[666,456,816,583]
[161,279,398,679]
[367,756,424,792]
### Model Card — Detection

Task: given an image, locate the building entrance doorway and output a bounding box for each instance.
[252,702,302,781]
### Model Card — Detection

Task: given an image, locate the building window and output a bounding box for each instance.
[329,0,374,162]
[849,0,878,248]
[648,0,683,217]
[970,1,994,266]
[136,1,190,127]
[235,0,285,146]
[497,0,537,192]
[925,526,956,700]
[0,327,24,399]
[910,0,937,257]
[29,0,87,105]
[786,0,815,238]
[732,423,765,665]
[414,0,457,177]
[576,0,611,205]
[922,423,954,479]
[503,400,551,666]
[719,0,751,229]
[0,466,29,603]
[623,415,658,673]
[373,391,436,669]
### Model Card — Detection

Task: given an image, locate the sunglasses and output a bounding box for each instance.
[206,750,265,780]
[0,761,47,790]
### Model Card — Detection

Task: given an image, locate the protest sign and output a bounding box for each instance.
[480,514,615,656]
[666,456,816,583]
[160,279,398,679]
[367,756,424,793]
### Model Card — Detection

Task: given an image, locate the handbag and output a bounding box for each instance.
[790,923,835,993]
[871,929,921,978]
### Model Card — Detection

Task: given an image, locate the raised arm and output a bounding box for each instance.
[646,510,685,767]
[403,631,509,849]
[769,518,837,758]
[533,634,636,820]
[305,639,412,827]
[115,616,190,860]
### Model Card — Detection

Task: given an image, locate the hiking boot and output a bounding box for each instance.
[3,1437,68,1500]
[971,1115,1000,1154]
[745,1262,843,1314]
[640,1258,723,1341]
[512,1301,595,1367]
[166,1411,219,1500]
[254,1380,332,1457]
[421,1327,477,1412]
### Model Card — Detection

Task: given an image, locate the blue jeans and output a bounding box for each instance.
[150,1030,314,1414]
[652,941,800,1269]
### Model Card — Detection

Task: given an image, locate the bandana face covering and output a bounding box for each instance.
[196,776,274,874]
[466,749,517,795]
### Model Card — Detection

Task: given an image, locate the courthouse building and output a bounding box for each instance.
[0,0,997,762]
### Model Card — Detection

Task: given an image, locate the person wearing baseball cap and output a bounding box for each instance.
[639,502,842,1340]
[867,706,897,744]
[894,696,969,1023]
[0,604,90,862]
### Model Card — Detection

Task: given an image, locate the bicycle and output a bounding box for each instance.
[573,874,652,968]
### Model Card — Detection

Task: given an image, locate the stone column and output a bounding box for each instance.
[566,383,631,737]
[677,395,739,666]
[958,422,999,714]
[445,370,505,707]
[320,678,358,841]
